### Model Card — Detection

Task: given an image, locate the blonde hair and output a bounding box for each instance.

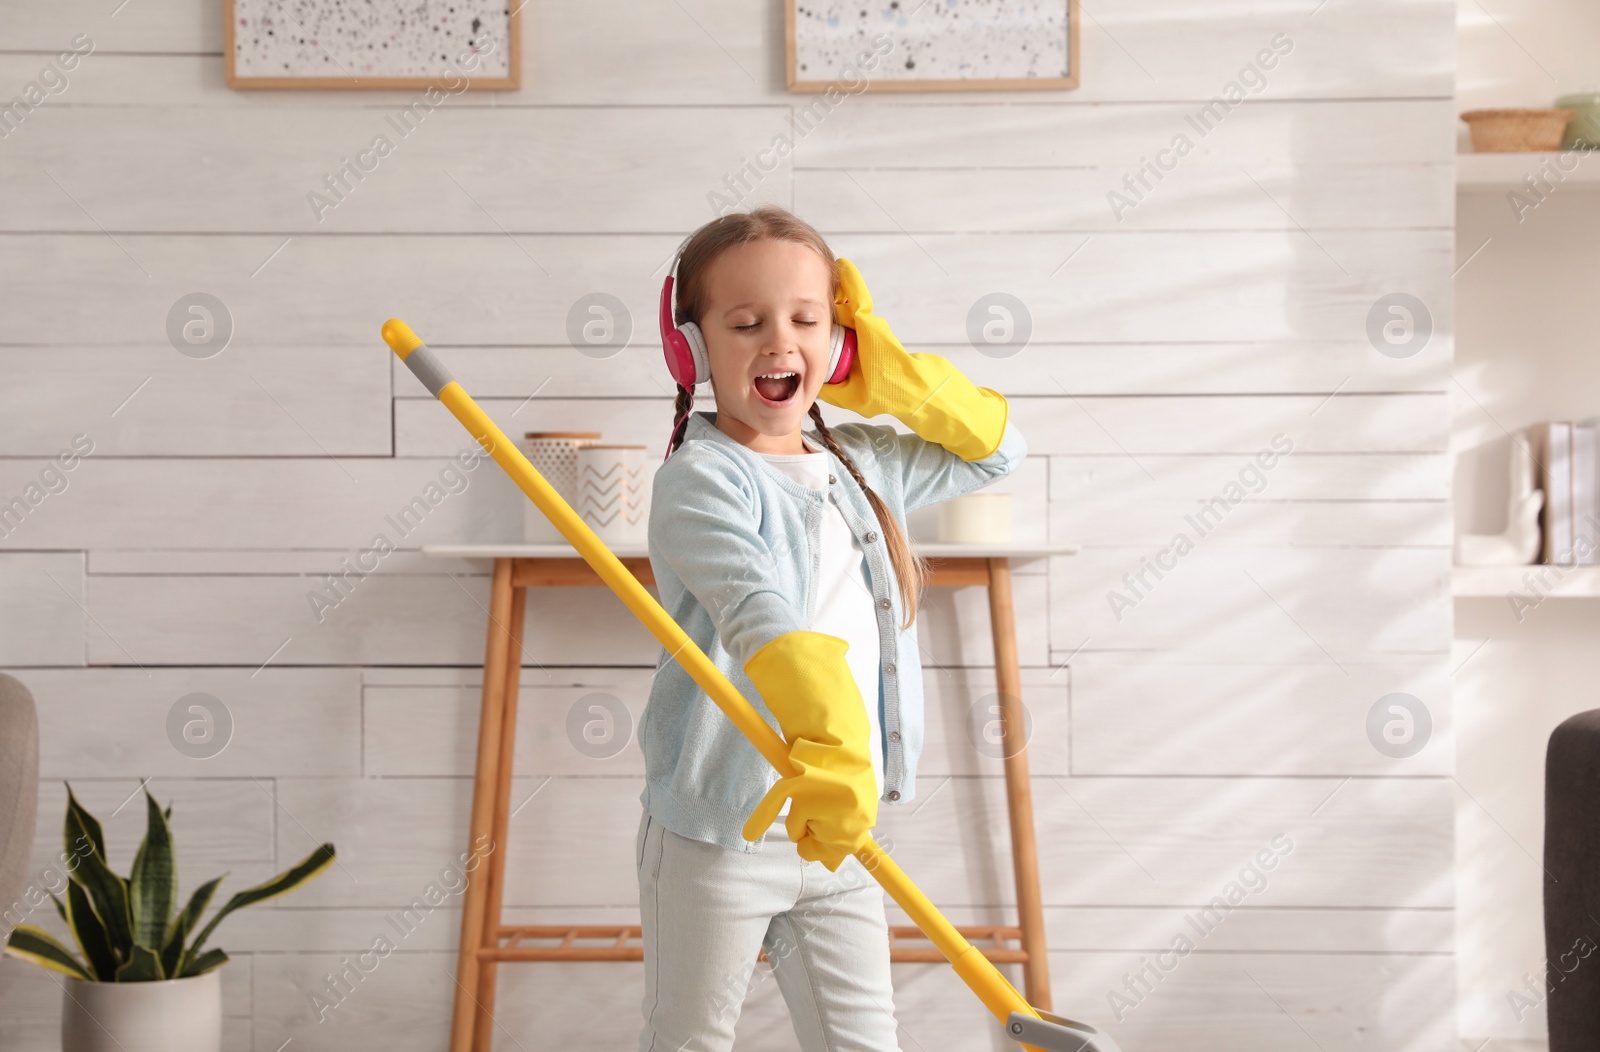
[665,206,924,628]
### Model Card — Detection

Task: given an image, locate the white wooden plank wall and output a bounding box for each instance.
[0,1,1456,1049]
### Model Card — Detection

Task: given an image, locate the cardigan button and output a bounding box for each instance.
[864,531,878,543]
[884,663,896,675]
[888,730,901,743]
[878,598,892,610]
[828,474,837,484]
[887,790,901,801]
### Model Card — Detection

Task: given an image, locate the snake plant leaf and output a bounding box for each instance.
[173,876,223,937]
[186,843,336,960]
[65,879,118,981]
[65,808,133,957]
[178,947,229,978]
[49,891,67,924]
[128,788,177,951]
[161,875,222,979]
[3,925,90,980]
[114,943,165,982]
[63,783,107,862]
[160,912,188,981]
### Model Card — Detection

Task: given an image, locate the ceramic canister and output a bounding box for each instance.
[938,492,1013,544]
[521,432,601,543]
[1556,93,1600,149]
[574,445,649,545]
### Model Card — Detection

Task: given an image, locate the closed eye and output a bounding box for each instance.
[735,319,818,330]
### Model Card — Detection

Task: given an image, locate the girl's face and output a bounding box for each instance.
[700,238,835,455]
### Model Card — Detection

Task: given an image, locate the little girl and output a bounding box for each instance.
[637,206,1025,1051]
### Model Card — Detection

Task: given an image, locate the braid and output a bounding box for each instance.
[664,383,694,461]
[808,404,924,629]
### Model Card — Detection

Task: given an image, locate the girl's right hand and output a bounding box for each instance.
[739,630,878,871]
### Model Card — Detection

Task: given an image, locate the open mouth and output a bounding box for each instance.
[752,371,801,406]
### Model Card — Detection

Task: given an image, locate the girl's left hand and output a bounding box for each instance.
[821,258,914,420]
[823,257,1009,463]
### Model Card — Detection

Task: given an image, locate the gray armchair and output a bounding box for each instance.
[1544,709,1600,1050]
[0,672,40,939]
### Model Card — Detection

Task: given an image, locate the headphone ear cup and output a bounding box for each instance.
[824,325,856,385]
[660,272,701,387]
[661,329,694,387]
[679,320,710,386]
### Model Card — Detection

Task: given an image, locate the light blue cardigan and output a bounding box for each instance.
[640,409,1027,852]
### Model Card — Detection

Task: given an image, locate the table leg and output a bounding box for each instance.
[986,557,1052,1010]
[450,559,517,1052]
[471,583,527,1052]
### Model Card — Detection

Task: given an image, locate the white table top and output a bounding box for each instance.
[422,542,1078,560]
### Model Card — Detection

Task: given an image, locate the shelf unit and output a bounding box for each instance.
[1453,564,1600,598]
[1457,149,1600,190]
[1454,150,1598,603]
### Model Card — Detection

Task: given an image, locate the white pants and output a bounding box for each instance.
[635,807,902,1051]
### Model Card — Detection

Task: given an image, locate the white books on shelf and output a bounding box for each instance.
[1532,421,1573,564]
[1575,421,1598,566]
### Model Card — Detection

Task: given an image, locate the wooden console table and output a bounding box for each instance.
[421,541,1078,1052]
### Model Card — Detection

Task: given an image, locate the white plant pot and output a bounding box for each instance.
[61,969,222,1052]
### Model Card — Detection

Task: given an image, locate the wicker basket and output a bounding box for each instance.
[1461,108,1576,152]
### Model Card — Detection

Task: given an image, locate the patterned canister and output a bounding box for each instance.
[521,432,601,543]
[574,445,649,545]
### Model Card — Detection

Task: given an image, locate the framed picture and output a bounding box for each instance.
[785,0,1078,93]
[224,0,519,90]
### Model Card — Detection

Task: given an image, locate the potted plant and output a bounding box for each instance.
[4,783,336,1052]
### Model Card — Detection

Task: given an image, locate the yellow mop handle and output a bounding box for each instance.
[382,319,1045,1044]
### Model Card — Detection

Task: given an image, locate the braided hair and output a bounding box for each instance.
[808,403,925,630]
[664,383,694,460]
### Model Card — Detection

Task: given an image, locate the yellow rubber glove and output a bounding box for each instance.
[740,631,878,871]
[821,257,1010,462]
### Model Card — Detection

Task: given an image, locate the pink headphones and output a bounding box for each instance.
[658,235,856,388]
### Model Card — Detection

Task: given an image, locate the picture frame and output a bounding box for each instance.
[785,0,1079,93]
[224,0,520,91]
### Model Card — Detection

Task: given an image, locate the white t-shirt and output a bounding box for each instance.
[757,445,884,827]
